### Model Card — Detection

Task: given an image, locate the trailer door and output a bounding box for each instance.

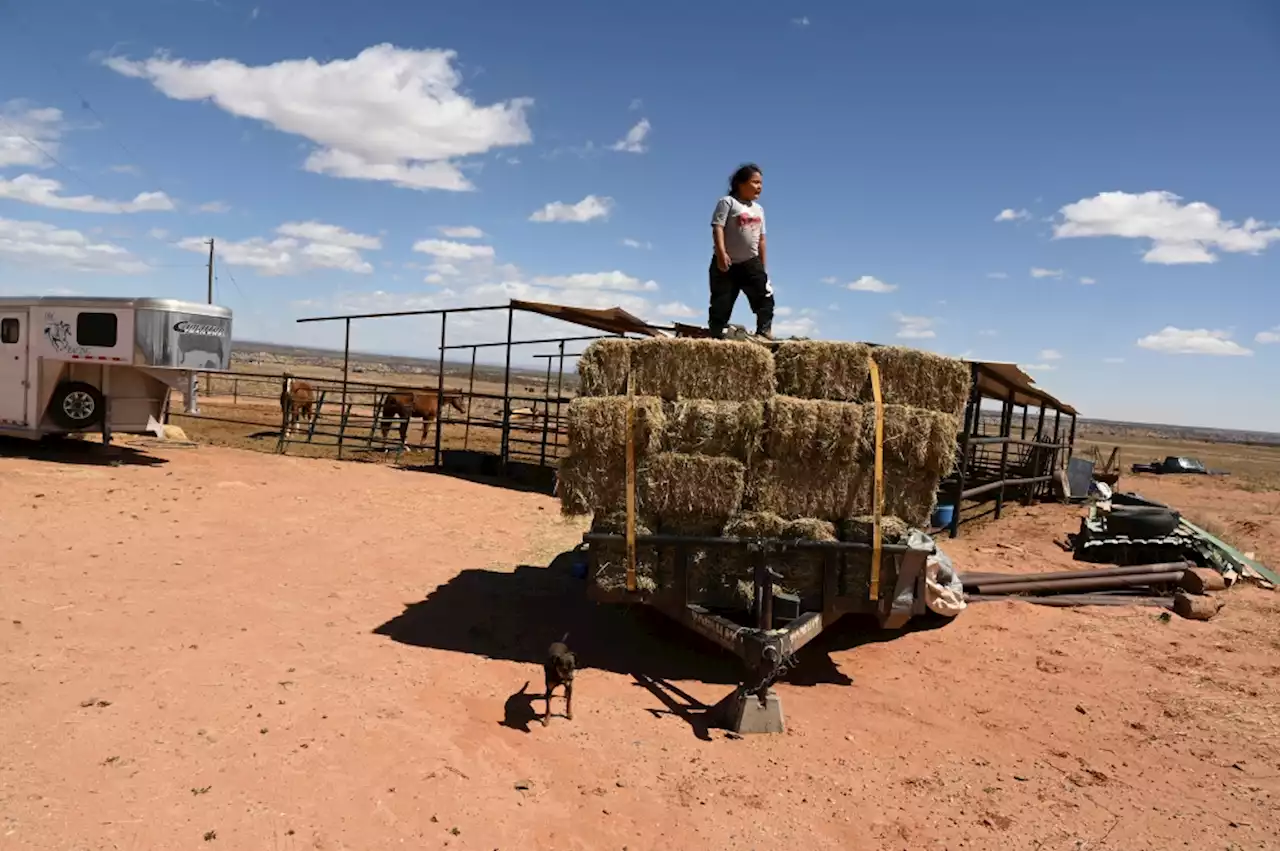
[0,311,28,425]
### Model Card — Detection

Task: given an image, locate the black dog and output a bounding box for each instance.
[543,633,575,725]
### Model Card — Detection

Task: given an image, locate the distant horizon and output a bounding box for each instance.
[230,337,1280,439]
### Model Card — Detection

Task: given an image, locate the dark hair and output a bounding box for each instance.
[728,163,762,197]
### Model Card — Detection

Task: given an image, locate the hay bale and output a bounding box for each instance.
[566,396,664,459]
[847,464,939,528]
[870,346,971,417]
[589,512,664,595]
[638,453,745,526]
[631,338,774,401]
[765,397,865,464]
[869,405,960,475]
[577,338,633,397]
[662,400,764,461]
[725,511,787,539]
[836,514,910,599]
[556,451,623,516]
[744,459,855,521]
[774,341,871,401]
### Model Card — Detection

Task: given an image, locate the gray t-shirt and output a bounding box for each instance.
[711,195,766,264]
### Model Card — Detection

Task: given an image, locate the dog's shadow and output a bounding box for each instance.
[500,681,541,733]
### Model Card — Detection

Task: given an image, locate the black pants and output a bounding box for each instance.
[708,255,774,337]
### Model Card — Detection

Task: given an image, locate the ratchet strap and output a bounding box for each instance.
[868,355,884,601]
[624,369,637,592]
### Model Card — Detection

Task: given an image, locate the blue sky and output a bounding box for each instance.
[1,0,1278,431]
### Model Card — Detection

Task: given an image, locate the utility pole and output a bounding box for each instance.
[206,238,215,304]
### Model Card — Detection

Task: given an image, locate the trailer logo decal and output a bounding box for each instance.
[43,318,88,356]
[174,321,225,337]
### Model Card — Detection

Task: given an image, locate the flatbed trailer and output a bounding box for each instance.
[583,530,933,733]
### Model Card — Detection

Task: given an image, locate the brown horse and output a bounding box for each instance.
[280,374,316,437]
[379,389,466,443]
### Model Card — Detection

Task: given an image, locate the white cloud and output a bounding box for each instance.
[179,220,381,275]
[412,238,495,261]
[1020,363,1056,372]
[1103,357,1125,364]
[1030,267,1063,279]
[986,271,1008,279]
[628,98,643,112]
[105,44,533,192]
[109,164,141,176]
[197,200,231,213]
[531,271,657,292]
[1054,190,1280,265]
[0,174,174,214]
[1039,348,1063,360]
[1136,326,1252,357]
[438,225,484,239]
[775,315,819,338]
[843,275,897,293]
[1254,327,1280,345]
[978,329,998,337]
[792,16,811,26]
[656,301,697,318]
[0,102,62,168]
[0,216,148,273]
[1079,276,1096,285]
[622,238,652,250]
[995,208,1030,222]
[610,118,651,154]
[279,220,381,250]
[892,312,936,340]
[148,227,169,240]
[529,195,614,223]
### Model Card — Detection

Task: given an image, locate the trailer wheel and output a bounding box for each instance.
[49,381,106,431]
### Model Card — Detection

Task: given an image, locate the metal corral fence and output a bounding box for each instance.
[167,368,575,473]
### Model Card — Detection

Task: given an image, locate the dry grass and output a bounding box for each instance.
[638,452,745,525]
[875,405,961,476]
[556,452,624,517]
[630,338,775,401]
[870,346,971,418]
[576,338,632,397]
[662,400,764,461]
[565,396,664,459]
[744,459,857,521]
[774,341,871,401]
[765,397,865,464]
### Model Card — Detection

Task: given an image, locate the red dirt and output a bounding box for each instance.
[2,443,1278,850]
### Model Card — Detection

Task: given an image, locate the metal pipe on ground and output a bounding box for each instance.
[966,594,1175,609]
[972,570,1186,596]
[961,561,1195,588]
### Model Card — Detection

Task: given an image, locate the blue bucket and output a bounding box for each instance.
[931,504,955,529]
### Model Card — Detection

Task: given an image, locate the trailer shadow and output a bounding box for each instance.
[0,436,167,468]
[373,550,949,693]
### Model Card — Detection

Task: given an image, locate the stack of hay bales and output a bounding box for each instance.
[559,337,970,608]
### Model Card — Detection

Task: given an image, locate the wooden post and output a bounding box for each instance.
[500,307,514,470]
[337,318,350,460]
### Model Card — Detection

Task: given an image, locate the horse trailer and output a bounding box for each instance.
[0,296,232,442]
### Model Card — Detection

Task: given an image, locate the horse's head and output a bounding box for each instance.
[446,392,466,414]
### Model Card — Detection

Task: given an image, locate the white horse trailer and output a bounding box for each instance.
[0,297,232,442]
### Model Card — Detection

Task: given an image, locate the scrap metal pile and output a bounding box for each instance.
[557,336,971,610]
[962,491,1278,620]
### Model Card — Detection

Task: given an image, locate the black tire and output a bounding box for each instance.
[1105,505,1181,538]
[49,381,106,431]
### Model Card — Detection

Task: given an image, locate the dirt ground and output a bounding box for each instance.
[2,442,1279,850]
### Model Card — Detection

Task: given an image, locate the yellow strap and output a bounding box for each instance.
[868,356,884,601]
[624,371,637,593]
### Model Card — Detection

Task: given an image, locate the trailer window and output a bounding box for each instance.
[76,312,118,348]
[0,317,17,344]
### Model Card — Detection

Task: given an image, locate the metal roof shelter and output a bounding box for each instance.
[969,360,1077,416]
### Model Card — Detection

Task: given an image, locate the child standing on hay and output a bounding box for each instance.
[709,163,774,340]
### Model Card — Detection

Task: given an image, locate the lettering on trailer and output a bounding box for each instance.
[687,608,747,651]
[784,613,824,653]
[173,320,226,337]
